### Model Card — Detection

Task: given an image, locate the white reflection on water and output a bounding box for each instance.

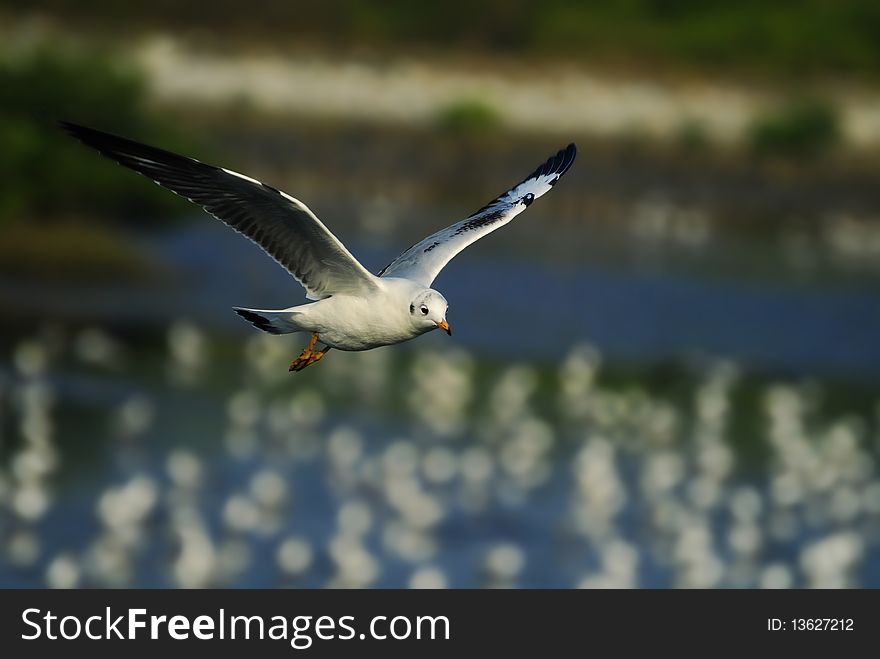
[1,321,879,589]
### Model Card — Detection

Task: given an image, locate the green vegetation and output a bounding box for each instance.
[0,43,190,226]
[747,99,841,158]
[675,119,710,153]
[0,221,161,281]
[435,98,502,134]
[10,1,880,79]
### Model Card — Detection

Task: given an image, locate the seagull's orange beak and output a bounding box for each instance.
[436,319,452,336]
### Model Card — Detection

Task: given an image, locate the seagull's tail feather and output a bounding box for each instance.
[233,307,303,335]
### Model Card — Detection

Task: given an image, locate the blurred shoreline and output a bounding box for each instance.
[136,37,880,153]
[4,14,880,156]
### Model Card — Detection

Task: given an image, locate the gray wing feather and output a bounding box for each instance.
[60,122,378,300]
[379,143,576,286]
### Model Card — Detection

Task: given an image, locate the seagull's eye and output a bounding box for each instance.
[420,305,429,315]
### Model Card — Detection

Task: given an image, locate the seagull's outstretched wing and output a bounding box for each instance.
[60,122,379,301]
[378,143,576,286]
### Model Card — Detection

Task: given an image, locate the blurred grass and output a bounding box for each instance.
[435,98,502,134]
[675,119,710,154]
[0,222,162,281]
[0,41,194,227]
[8,1,880,79]
[747,99,841,159]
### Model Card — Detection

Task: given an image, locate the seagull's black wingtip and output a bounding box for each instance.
[529,142,578,181]
[58,121,108,150]
[58,120,87,138]
[58,121,132,150]
[554,142,577,177]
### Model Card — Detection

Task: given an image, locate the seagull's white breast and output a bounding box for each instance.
[295,279,429,351]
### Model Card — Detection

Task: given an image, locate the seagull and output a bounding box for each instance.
[60,122,576,372]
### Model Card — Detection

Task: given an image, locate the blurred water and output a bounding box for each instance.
[5,217,880,377]
[2,323,879,588]
[1,215,879,588]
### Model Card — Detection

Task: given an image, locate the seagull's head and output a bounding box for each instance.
[409,289,450,336]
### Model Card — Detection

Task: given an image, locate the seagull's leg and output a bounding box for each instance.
[288,333,319,371]
[304,345,332,370]
[290,345,331,372]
